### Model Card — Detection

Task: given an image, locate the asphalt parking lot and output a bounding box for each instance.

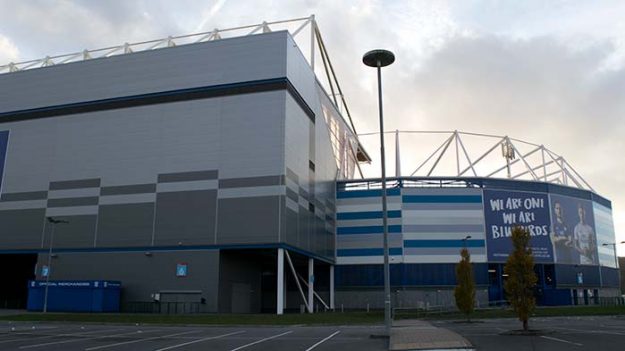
[0,322,387,351]
[436,315,625,351]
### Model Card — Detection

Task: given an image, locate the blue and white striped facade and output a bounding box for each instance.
[334,177,620,307]
[337,187,486,265]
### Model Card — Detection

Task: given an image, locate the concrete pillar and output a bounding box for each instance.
[308,257,314,313]
[330,265,335,309]
[277,248,284,315]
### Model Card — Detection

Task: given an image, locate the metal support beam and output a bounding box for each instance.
[284,250,310,313]
[308,258,314,313]
[277,248,284,315]
[395,129,401,177]
[297,274,329,310]
[410,134,453,176]
[457,134,478,176]
[330,265,335,309]
[459,137,506,176]
[455,131,460,176]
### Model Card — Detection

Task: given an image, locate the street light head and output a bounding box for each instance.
[621,241,625,244]
[47,217,69,224]
[363,49,395,67]
[464,235,472,240]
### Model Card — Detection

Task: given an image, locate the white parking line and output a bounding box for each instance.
[0,328,127,345]
[154,331,245,351]
[305,330,340,351]
[85,330,201,350]
[552,326,625,336]
[19,329,161,349]
[540,335,583,346]
[230,330,293,351]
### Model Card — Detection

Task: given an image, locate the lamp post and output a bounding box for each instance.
[461,235,472,250]
[363,49,395,336]
[43,217,69,313]
[602,242,622,269]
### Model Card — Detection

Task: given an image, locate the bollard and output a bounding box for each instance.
[367,303,370,313]
[341,304,344,313]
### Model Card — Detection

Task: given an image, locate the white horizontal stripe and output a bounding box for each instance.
[337,196,402,206]
[337,204,402,212]
[99,193,156,205]
[0,200,46,210]
[156,180,218,193]
[403,232,486,240]
[218,185,285,199]
[403,255,487,263]
[46,206,98,216]
[402,217,484,225]
[337,218,402,227]
[48,188,100,199]
[402,209,483,218]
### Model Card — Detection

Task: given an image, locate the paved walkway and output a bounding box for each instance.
[390,319,473,350]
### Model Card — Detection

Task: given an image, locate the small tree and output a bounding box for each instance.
[504,226,538,331]
[454,247,475,321]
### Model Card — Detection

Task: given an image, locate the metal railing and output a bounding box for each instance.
[0,16,315,75]
[123,301,202,314]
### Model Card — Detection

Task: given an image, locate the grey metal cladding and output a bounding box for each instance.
[0,191,48,202]
[49,178,101,190]
[286,168,299,183]
[154,190,216,245]
[0,32,289,114]
[286,188,299,202]
[284,207,299,247]
[216,195,280,244]
[96,203,154,247]
[158,170,218,183]
[299,187,310,200]
[47,196,99,208]
[35,250,220,312]
[42,214,97,248]
[218,175,284,188]
[1,79,290,123]
[0,209,45,248]
[100,184,156,195]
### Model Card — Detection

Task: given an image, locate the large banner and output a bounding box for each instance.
[549,194,598,265]
[484,190,553,263]
[0,130,8,195]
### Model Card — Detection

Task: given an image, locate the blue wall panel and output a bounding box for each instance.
[335,263,489,287]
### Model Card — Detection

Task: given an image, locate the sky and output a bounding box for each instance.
[1,0,624,253]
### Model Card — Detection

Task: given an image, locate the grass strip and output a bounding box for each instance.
[2,305,625,325]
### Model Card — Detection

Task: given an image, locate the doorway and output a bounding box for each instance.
[0,254,38,309]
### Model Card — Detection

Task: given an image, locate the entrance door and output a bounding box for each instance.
[0,254,37,309]
[231,283,251,313]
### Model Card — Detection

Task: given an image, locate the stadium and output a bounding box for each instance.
[0,16,619,314]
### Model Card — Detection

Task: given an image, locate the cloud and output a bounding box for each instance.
[0,35,19,63]
[353,33,625,250]
[0,0,624,249]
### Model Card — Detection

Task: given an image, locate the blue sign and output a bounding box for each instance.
[577,272,584,285]
[484,190,553,263]
[176,263,188,277]
[29,280,121,288]
[41,265,49,277]
[0,130,8,194]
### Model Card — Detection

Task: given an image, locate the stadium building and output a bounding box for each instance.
[0,17,619,313]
